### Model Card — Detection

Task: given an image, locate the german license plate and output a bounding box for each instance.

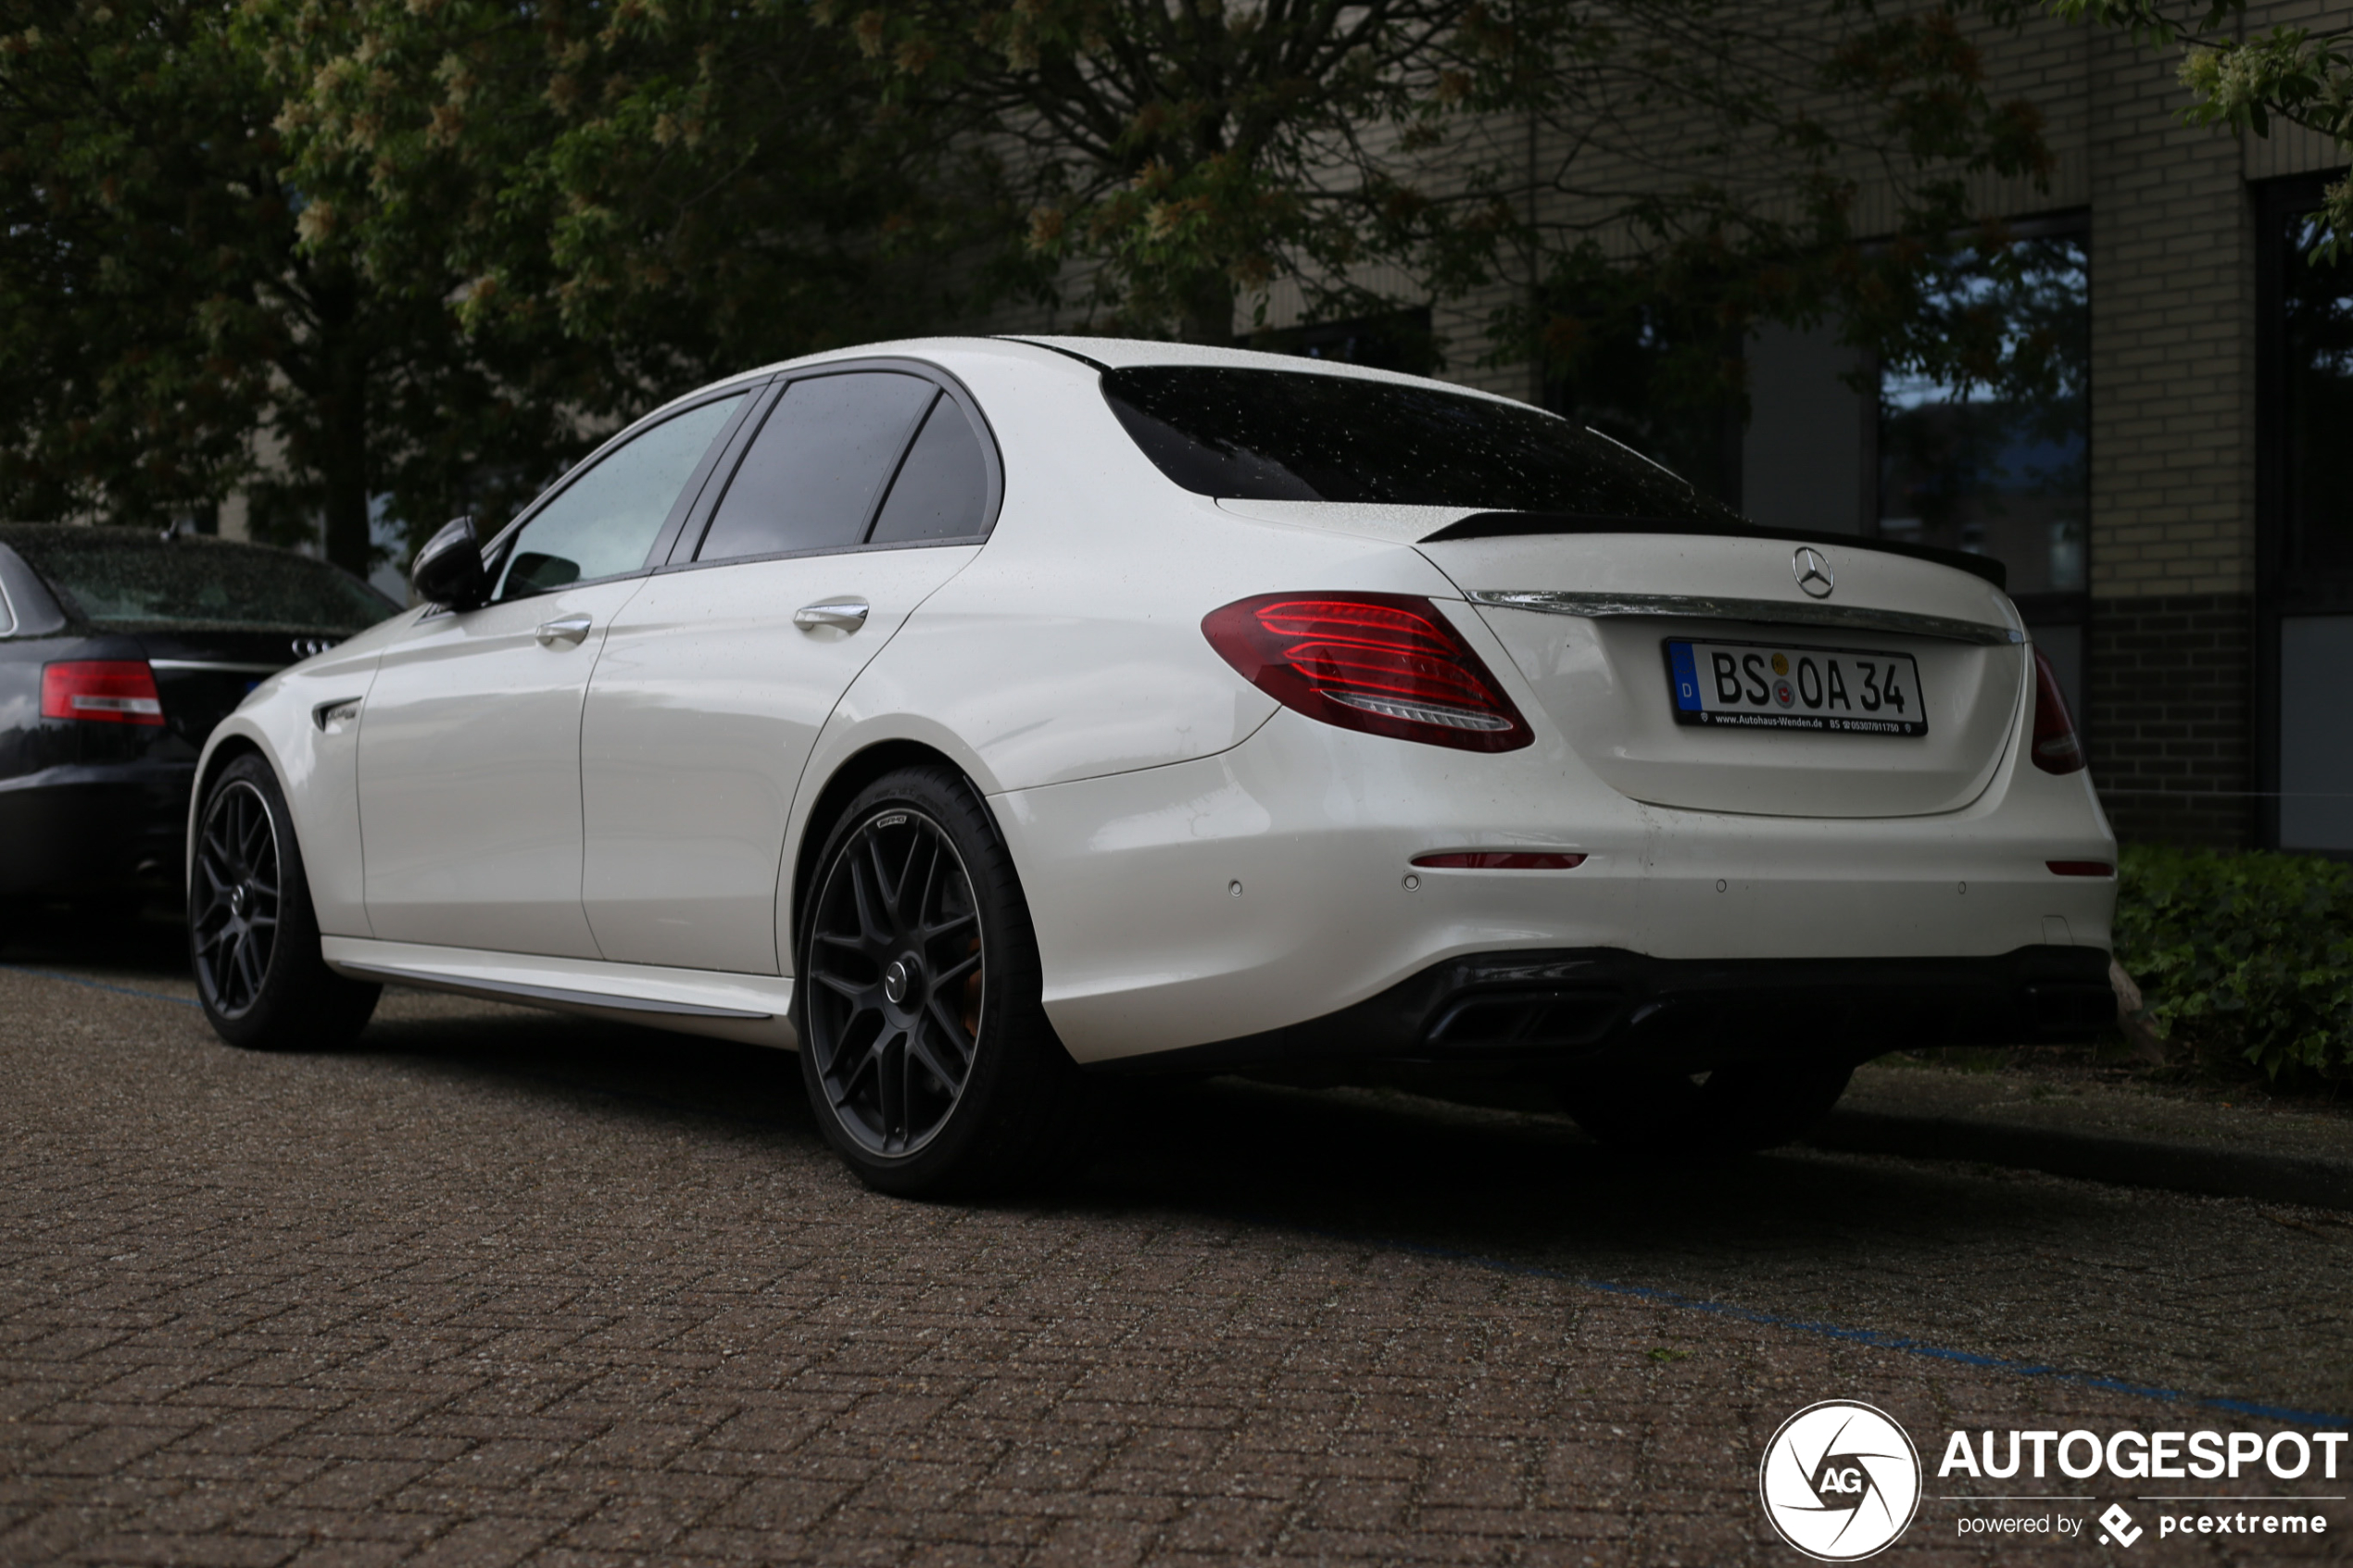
[1666,638,1928,736]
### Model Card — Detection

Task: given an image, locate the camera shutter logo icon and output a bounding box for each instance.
[1758,1400,1922,1561]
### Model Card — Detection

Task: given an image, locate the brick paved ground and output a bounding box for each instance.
[3,954,2347,1566]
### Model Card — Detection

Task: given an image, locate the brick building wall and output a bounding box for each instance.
[2087,595,2257,844]
[2082,25,2262,845]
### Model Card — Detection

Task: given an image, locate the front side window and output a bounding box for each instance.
[495,394,745,600]
[1101,366,1735,523]
[697,372,939,562]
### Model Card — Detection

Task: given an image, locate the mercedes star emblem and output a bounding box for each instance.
[1793,546,1835,599]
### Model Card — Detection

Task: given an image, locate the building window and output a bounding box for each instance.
[1542,305,1743,510]
[1248,308,1437,377]
[1870,217,2090,714]
[1877,222,2090,599]
[2258,175,2353,853]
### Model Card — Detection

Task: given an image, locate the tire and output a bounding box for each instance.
[794,765,1083,1197]
[189,752,381,1050]
[1554,1060,1854,1157]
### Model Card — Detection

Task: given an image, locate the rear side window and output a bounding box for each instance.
[869,395,990,544]
[497,394,745,600]
[698,372,937,561]
[11,533,396,633]
[1101,366,1737,523]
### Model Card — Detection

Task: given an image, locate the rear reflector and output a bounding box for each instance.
[1413,851,1587,870]
[2030,647,2084,774]
[2047,860,2114,877]
[42,660,164,725]
[1202,592,1532,752]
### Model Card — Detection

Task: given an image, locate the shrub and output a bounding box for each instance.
[2113,844,2353,1084]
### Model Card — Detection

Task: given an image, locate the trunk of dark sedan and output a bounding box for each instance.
[136,628,339,752]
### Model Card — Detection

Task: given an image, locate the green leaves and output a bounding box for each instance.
[2055,1,2352,258]
[2115,844,2353,1084]
[0,0,283,527]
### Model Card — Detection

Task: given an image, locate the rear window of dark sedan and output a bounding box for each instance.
[11,532,398,633]
[1101,365,1738,523]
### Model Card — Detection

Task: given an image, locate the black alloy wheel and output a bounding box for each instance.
[188,753,381,1051]
[797,766,1082,1195]
[804,807,986,1157]
[192,777,280,1017]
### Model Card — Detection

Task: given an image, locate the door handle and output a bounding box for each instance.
[535,612,593,648]
[793,598,870,634]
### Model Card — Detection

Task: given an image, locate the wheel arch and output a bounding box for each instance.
[184,726,274,892]
[784,738,982,970]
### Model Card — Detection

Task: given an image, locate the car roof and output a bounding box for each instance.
[1,522,286,551]
[704,334,1541,413]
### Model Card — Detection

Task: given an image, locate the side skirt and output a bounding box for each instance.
[320,936,799,1048]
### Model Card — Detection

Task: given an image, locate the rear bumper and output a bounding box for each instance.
[0,761,195,900]
[1090,944,2116,1076]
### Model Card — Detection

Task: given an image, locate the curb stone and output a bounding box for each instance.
[1806,1110,2353,1212]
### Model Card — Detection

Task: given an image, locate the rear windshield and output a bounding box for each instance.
[11,533,398,633]
[1101,366,1740,522]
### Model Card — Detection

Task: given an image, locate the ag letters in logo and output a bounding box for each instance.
[1759,1400,1923,1561]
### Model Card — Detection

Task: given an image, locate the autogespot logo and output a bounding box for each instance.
[1760,1400,1923,1561]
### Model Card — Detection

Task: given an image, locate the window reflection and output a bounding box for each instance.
[1878,233,2089,597]
[2279,213,2353,599]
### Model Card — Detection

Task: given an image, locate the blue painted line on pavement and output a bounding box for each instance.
[1253,1221,2353,1430]
[1,962,203,1010]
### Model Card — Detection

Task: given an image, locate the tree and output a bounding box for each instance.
[0,0,625,572]
[275,0,2062,423]
[0,1,273,530]
[829,0,2059,408]
[2054,0,2352,251]
[254,0,955,565]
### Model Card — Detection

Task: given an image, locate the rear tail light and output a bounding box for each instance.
[1413,851,1586,870]
[42,660,164,726]
[1202,592,1532,752]
[2047,860,2114,877]
[2029,647,2083,774]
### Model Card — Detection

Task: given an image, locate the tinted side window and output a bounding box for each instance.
[869,395,990,544]
[698,372,936,562]
[496,395,745,600]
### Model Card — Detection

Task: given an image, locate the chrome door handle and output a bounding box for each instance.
[535,612,593,647]
[793,598,870,634]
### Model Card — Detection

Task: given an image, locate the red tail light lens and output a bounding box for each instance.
[1412,851,1586,870]
[1202,592,1532,752]
[2029,648,2083,775]
[42,660,165,726]
[2047,860,2114,877]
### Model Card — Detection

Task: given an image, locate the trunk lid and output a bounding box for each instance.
[1418,529,2029,818]
[135,627,345,753]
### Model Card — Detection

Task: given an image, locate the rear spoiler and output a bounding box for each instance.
[1418,512,2007,591]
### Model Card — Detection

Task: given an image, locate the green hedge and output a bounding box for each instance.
[2113,844,2353,1083]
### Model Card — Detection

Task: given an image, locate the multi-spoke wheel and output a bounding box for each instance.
[797,766,1082,1195]
[804,807,984,1157]
[188,753,380,1050]
[192,776,281,1016]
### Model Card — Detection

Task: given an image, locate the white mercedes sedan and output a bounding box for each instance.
[187,336,2119,1193]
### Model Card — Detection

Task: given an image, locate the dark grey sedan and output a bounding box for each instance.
[0,524,397,924]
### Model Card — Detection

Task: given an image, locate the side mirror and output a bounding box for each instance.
[411,516,488,609]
